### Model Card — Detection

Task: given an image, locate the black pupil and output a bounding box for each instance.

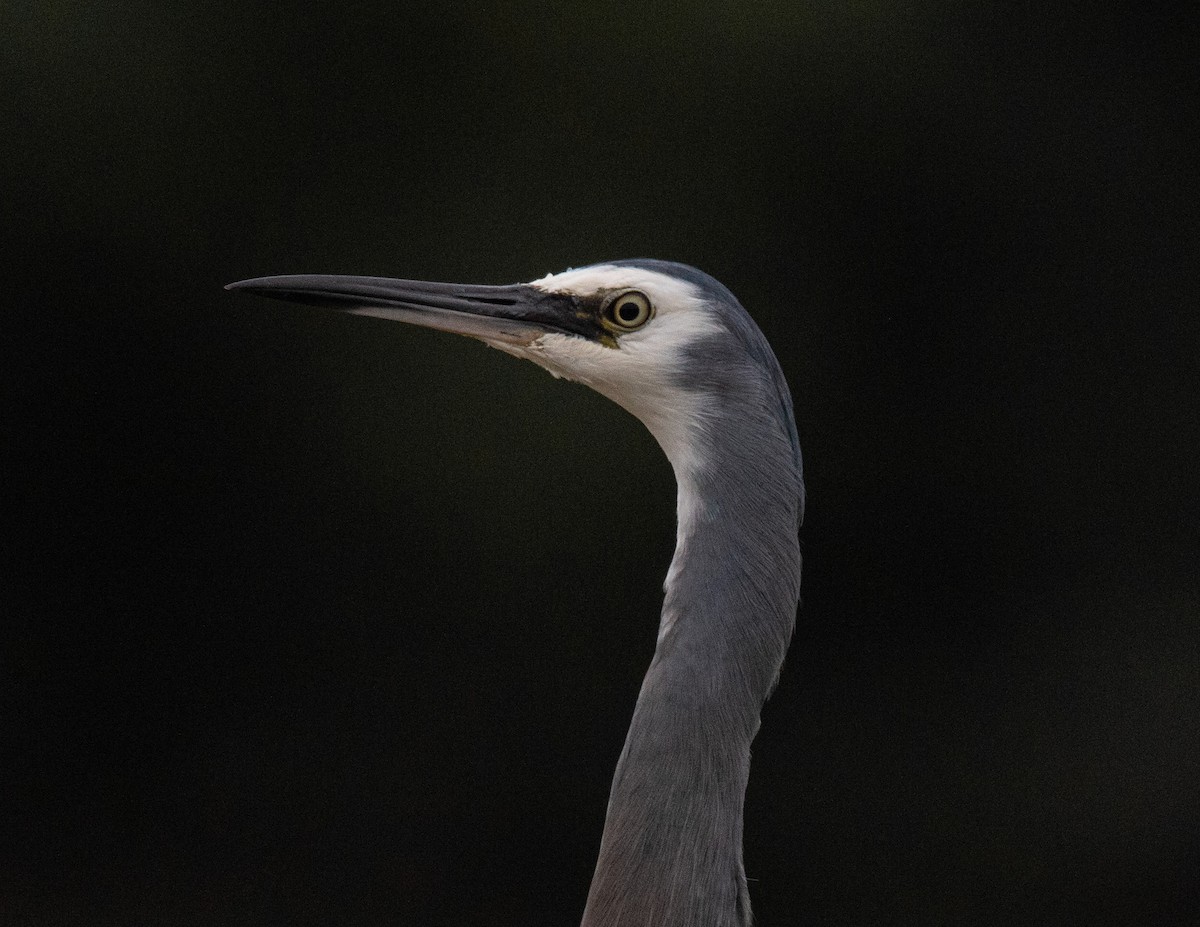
[617,301,641,323]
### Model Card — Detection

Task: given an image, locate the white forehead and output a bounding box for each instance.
[530,264,702,310]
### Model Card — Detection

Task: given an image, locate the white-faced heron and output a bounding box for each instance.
[227,260,804,927]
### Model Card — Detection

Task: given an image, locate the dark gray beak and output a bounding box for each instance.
[225,274,597,345]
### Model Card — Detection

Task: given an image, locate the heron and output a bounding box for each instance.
[227,260,804,927]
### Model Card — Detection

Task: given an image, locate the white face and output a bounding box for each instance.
[485,265,725,473]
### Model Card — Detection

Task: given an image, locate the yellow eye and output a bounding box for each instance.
[605,290,653,331]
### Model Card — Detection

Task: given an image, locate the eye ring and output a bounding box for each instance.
[604,290,653,331]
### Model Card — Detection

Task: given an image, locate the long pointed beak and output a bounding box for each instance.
[225,274,594,345]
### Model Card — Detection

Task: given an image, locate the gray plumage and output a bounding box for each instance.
[227,259,804,927]
[581,263,803,927]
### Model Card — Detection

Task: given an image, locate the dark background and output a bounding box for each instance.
[4,2,1197,924]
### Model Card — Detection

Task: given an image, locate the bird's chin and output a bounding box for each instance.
[483,333,574,381]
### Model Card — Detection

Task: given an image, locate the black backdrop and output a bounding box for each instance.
[4,2,1197,924]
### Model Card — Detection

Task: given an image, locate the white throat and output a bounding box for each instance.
[490,264,722,474]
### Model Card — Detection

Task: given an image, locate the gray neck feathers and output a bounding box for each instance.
[581,346,804,927]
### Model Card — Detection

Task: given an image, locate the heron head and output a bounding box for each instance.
[226,259,798,480]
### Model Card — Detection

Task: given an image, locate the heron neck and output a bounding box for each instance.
[581,421,803,927]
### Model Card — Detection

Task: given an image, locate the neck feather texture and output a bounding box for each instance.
[580,392,803,927]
